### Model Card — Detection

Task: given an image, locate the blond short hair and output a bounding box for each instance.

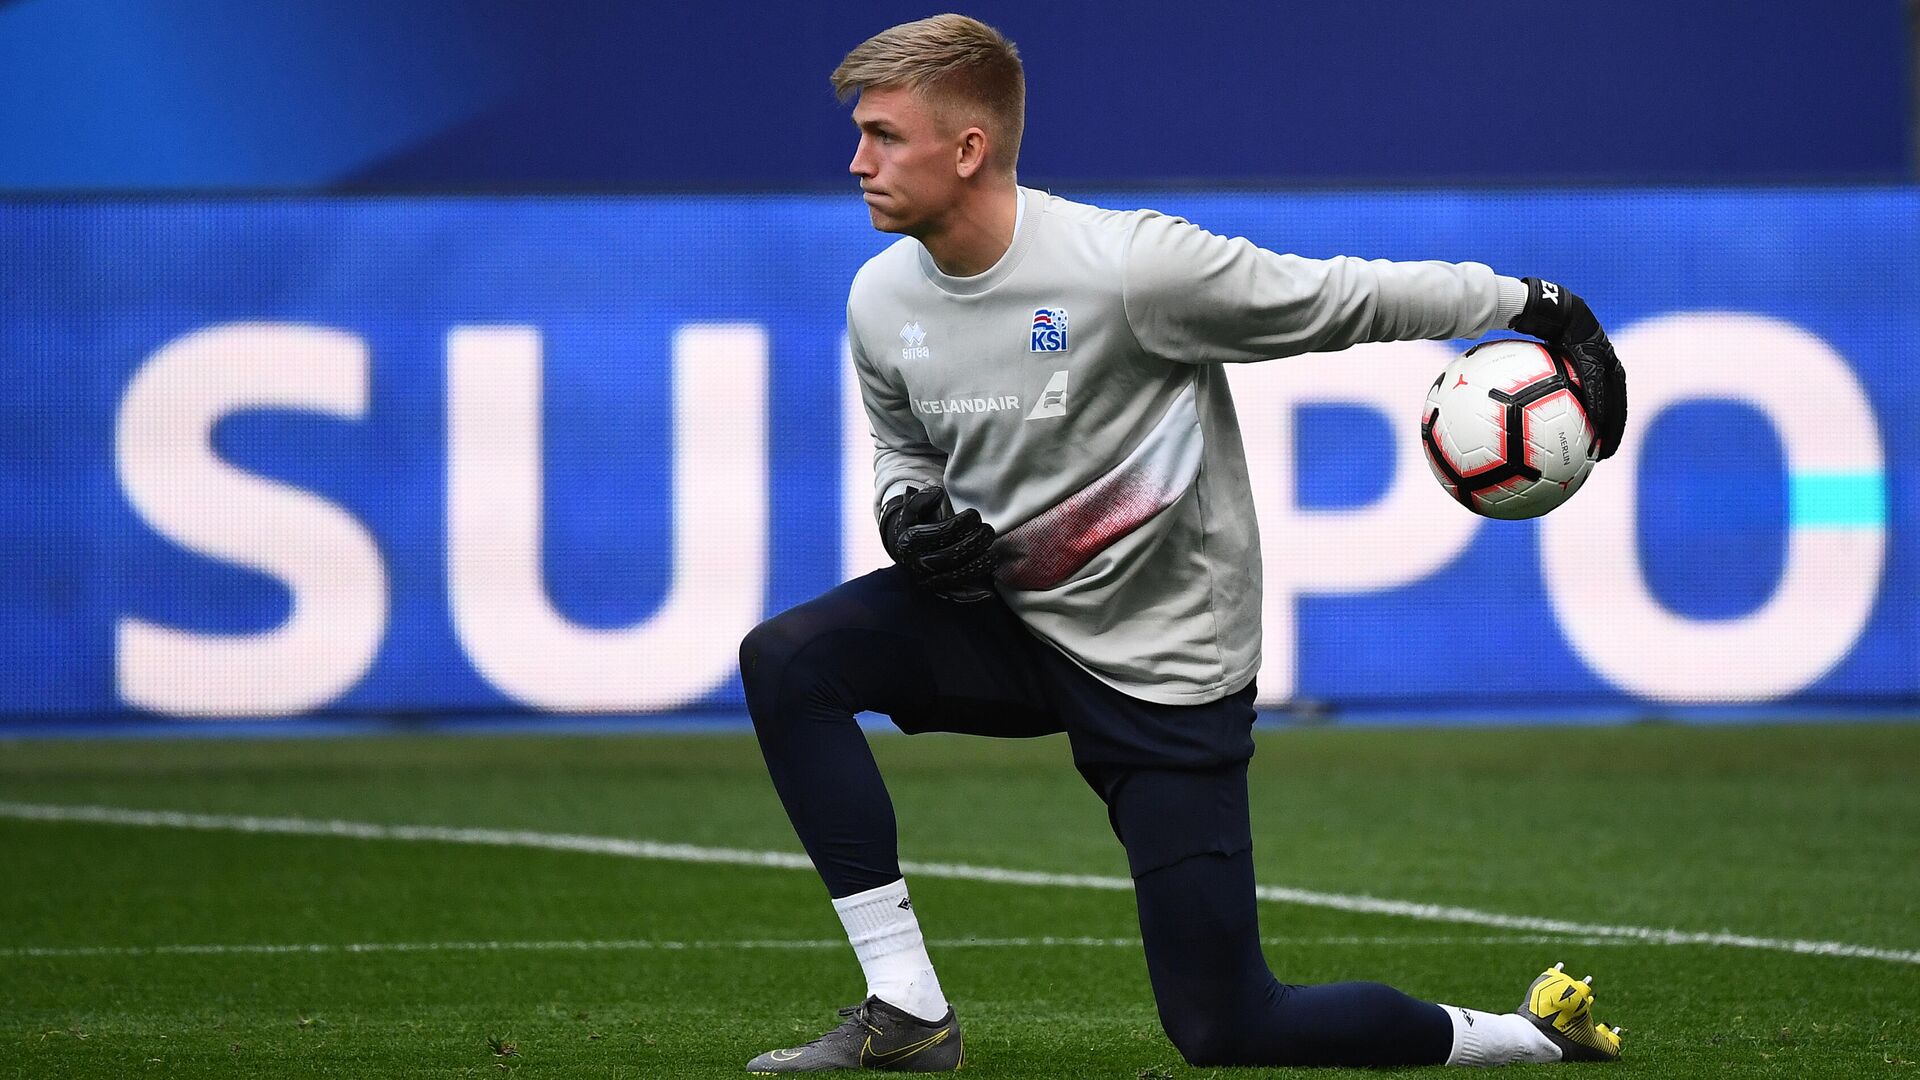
[831,14,1025,174]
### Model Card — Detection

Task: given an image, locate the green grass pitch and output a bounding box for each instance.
[2,722,1917,1078]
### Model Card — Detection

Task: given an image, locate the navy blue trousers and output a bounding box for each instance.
[739,567,1451,1067]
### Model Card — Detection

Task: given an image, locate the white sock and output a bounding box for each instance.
[831,878,949,1023]
[1439,1004,1563,1066]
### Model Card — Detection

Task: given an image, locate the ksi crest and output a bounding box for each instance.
[1030,307,1068,353]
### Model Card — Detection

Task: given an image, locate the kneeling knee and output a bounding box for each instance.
[1163,1012,1249,1068]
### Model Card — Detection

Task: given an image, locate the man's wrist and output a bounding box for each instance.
[1494,275,1529,327]
[879,496,905,562]
[879,479,920,511]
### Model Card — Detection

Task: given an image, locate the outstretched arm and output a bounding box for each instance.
[1120,213,1529,364]
[1120,214,1626,458]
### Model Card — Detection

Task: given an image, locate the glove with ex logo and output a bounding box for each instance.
[1508,277,1628,460]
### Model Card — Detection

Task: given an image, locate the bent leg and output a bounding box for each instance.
[739,567,1059,897]
[1108,766,1453,1067]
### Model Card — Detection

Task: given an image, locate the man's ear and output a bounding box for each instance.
[955,127,989,179]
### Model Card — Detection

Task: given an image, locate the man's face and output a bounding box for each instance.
[849,84,966,236]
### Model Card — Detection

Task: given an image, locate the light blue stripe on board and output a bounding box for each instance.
[1789,472,1885,527]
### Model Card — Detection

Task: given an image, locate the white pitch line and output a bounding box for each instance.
[0,935,1651,961]
[3,800,1916,967]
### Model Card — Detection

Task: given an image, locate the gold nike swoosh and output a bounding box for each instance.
[861,1027,950,1066]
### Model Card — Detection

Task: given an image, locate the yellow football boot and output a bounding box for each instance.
[1518,962,1623,1062]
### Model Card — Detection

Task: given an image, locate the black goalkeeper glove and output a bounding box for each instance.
[1507,277,1628,460]
[880,486,999,603]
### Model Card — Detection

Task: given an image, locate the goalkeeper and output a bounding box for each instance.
[740,13,1628,1073]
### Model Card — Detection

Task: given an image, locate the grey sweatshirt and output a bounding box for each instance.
[847,187,1526,704]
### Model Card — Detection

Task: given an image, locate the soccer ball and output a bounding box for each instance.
[1420,339,1596,519]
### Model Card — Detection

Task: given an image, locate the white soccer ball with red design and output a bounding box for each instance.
[1420,339,1596,519]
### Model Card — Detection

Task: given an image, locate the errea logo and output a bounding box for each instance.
[899,321,930,361]
[1030,308,1068,353]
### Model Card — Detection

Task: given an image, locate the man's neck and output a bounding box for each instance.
[918,183,1019,278]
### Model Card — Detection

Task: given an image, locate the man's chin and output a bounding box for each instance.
[862,198,918,235]
[865,206,910,234]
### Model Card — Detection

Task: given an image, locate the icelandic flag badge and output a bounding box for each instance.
[1030,307,1069,353]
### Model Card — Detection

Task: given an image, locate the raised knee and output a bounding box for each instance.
[739,610,869,727]
[738,614,808,703]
